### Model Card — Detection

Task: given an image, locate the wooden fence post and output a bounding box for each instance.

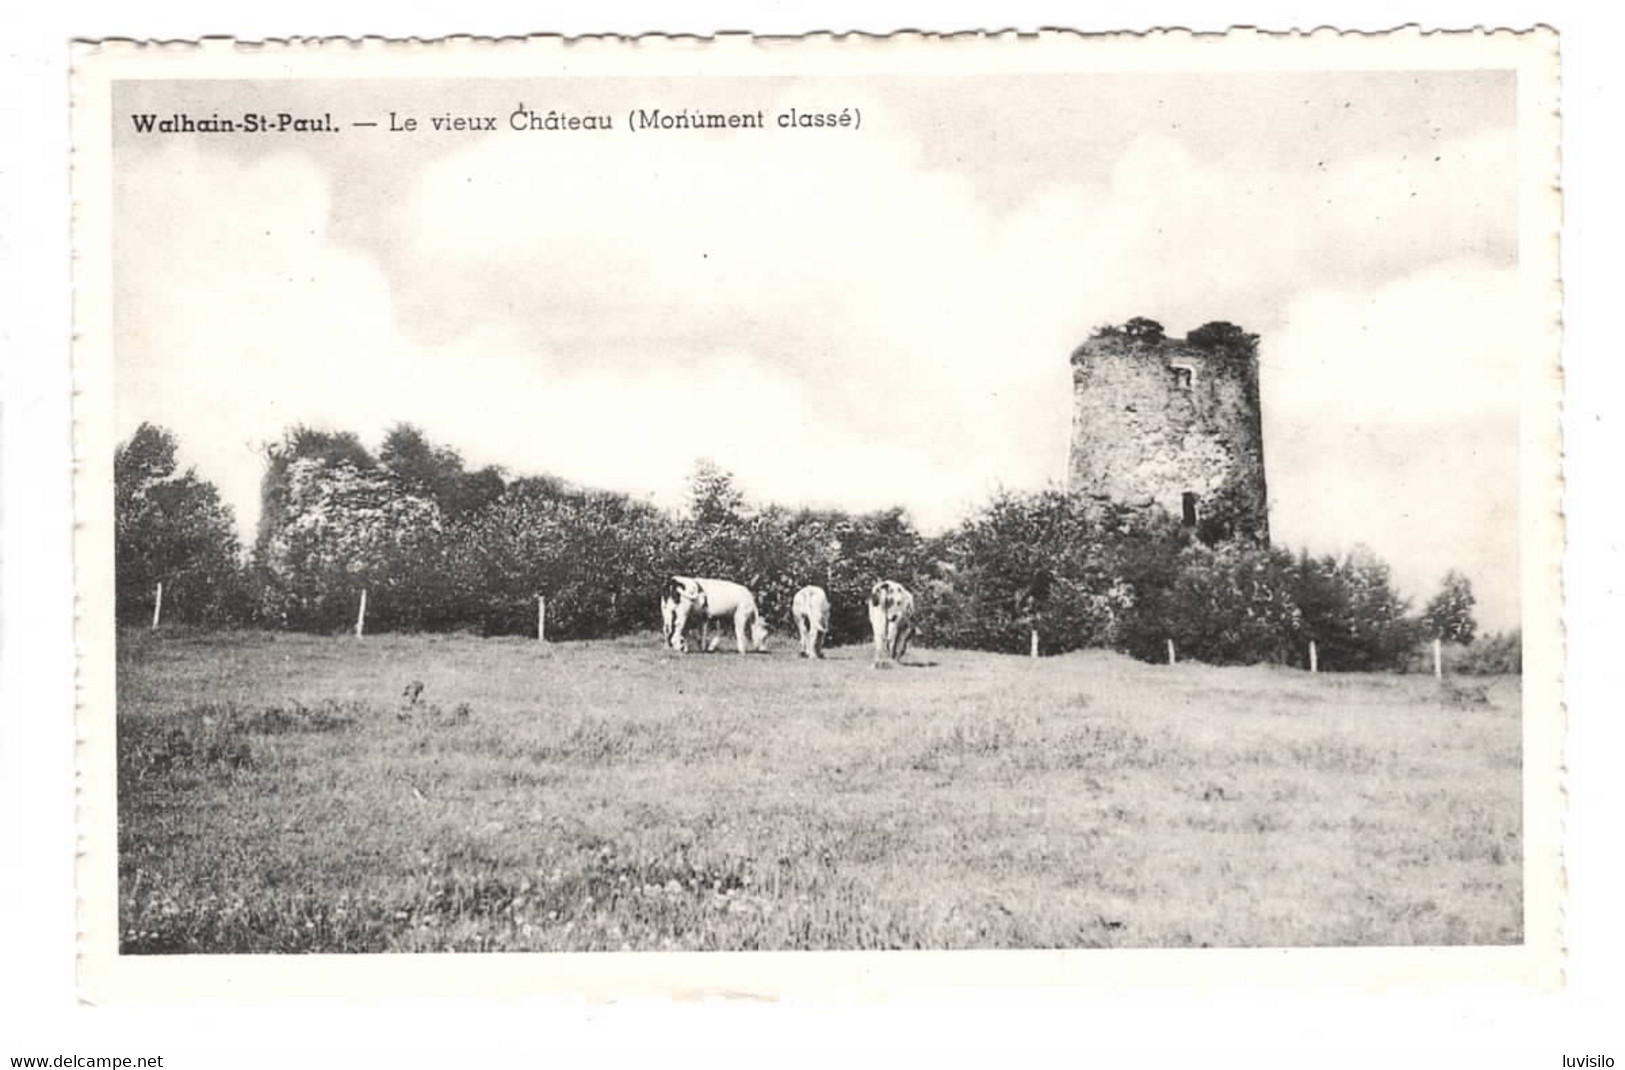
[1433,638,1443,679]
[1166,639,1176,666]
[151,581,163,630]
[537,594,546,643]
[1309,640,1318,674]
[1030,629,1039,660]
[355,588,368,640]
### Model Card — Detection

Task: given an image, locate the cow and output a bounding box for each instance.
[868,579,916,668]
[791,585,831,660]
[660,576,769,654]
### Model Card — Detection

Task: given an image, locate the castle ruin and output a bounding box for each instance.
[1067,318,1269,544]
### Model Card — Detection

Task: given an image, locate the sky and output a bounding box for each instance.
[112,70,1524,629]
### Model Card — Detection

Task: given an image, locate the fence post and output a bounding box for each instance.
[1309,640,1318,674]
[1433,638,1443,679]
[537,594,546,643]
[151,581,163,630]
[1030,629,1039,660]
[355,588,368,640]
[1166,639,1176,666]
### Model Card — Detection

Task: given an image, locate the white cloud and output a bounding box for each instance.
[1268,260,1519,424]
[116,142,416,542]
[1265,262,1521,629]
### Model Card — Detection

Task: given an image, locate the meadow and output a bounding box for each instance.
[115,628,1523,953]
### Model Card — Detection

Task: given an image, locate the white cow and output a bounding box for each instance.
[868,579,916,668]
[792,585,831,660]
[661,576,769,654]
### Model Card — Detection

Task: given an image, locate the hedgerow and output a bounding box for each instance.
[115,424,1489,672]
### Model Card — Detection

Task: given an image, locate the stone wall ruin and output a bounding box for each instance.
[1067,320,1269,544]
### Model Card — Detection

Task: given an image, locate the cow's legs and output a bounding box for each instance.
[734,611,749,655]
[870,609,889,668]
[813,626,826,659]
[668,605,690,651]
[895,622,913,661]
[796,613,811,658]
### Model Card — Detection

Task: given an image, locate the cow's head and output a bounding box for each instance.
[662,576,696,608]
[750,616,770,651]
[662,577,705,651]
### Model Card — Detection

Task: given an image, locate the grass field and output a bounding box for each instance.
[115,628,1522,953]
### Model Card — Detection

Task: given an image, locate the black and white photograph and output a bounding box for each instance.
[70,30,1562,997]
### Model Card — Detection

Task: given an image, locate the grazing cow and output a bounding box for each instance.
[868,579,916,668]
[661,576,769,654]
[792,585,831,660]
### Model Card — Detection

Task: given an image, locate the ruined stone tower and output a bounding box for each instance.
[1067,319,1269,543]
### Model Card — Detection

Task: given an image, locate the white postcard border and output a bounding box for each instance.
[71,28,1564,1002]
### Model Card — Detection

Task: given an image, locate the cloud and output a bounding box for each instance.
[1264,261,1521,629]
[399,341,971,525]
[382,112,1514,495]
[115,142,415,539]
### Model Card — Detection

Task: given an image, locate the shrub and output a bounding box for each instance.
[149,421,1458,675]
[1185,321,1259,358]
[1123,541,1303,666]
[921,491,1152,656]
[447,483,679,639]
[1453,631,1522,675]
[1288,547,1419,672]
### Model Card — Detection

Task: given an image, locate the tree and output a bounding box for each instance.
[378,423,446,493]
[380,422,505,520]
[1291,546,1419,671]
[686,458,748,528]
[1422,570,1478,645]
[1185,321,1259,357]
[114,423,245,625]
[922,490,1132,655]
[447,483,678,638]
[1154,542,1302,665]
[447,465,506,518]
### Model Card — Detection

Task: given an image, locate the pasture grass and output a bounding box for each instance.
[116,628,1522,953]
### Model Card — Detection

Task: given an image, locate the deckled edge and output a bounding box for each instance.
[68,25,1567,1004]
